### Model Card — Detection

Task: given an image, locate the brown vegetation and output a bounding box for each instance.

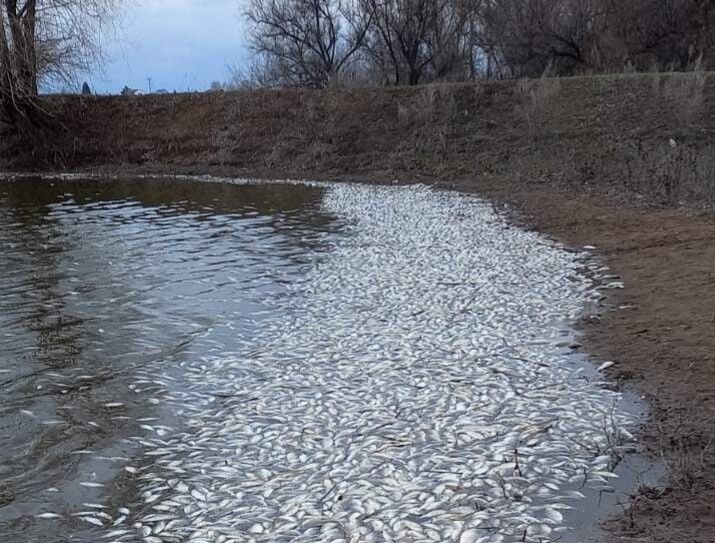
[5,73,714,210]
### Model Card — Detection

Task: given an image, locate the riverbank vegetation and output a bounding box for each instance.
[3,72,712,211]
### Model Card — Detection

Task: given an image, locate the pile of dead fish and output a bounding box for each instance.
[63,183,638,542]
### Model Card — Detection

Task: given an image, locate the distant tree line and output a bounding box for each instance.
[241,0,715,88]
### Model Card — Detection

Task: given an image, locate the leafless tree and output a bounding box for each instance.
[0,0,119,128]
[475,0,609,77]
[1,0,38,123]
[242,0,715,86]
[245,0,372,88]
[603,0,715,71]
[423,0,478,81]
[360,0,447,85]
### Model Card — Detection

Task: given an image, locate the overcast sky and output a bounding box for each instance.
[89,0,249,94]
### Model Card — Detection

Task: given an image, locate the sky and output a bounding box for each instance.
[89,0,250,94]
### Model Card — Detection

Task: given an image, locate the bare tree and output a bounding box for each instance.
[245,0,372,88]
[241,0,715,86]
[360,0,446,85]
[1,0,39,123]
[0,0,119,128]
[475,0,608,78]
[603,0,715,71]
[428,0,480,81]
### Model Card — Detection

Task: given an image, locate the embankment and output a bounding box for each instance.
[2,75,715,541]
[2,74,715,209]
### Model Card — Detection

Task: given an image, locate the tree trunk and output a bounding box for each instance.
[8,0,37,97]
[0,4,18,123]
[24,0,38,95]
[0,0,40,128]
[408,66,420,85]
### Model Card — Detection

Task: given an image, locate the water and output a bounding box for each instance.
[0,177,651,543]
[0,178,337,542]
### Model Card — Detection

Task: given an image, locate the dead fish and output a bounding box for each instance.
[42,183,642,542]
[36,513,62,519]
[102,530,132,539]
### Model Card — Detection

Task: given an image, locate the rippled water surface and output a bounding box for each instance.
[1,178,646,543]
[0,179,336,542]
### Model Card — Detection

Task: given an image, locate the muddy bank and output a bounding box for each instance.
[461,182,715,543]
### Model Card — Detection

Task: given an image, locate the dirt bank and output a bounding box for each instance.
[1,75,715,541]
[3,73,715,210]
[467,182,715,543]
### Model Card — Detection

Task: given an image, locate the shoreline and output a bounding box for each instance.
[459,181,715,542]
[2,170,714,542]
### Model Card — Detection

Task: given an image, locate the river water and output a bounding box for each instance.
[0,177,648,543]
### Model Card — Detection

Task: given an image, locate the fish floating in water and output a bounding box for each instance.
[49,182,640,542]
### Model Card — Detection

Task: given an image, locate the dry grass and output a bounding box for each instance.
[655,59,709,137]
[394,86,463,170]
[2,74,715,211]
[617,141,715,207]
[514,74,561,141]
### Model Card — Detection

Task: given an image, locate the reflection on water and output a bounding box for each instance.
[0,178,336,541]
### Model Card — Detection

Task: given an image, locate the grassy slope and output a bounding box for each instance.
[4,73,715,210]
